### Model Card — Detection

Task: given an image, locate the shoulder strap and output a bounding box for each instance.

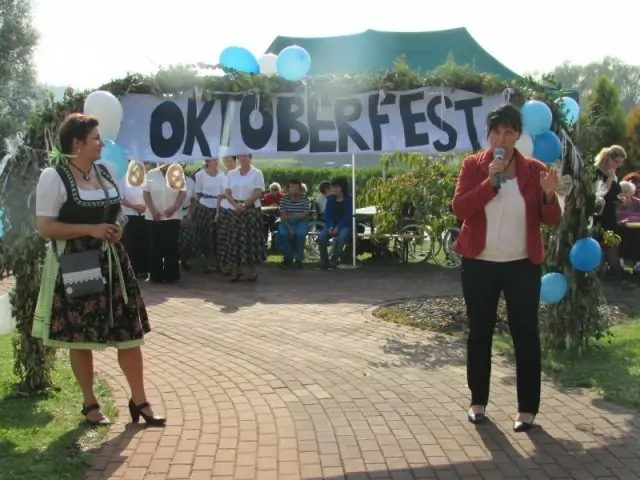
[93,164,113,223]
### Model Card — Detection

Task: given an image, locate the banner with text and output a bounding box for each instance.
[116,87,502,162]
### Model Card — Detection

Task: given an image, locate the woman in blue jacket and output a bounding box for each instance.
[318,178,352,270]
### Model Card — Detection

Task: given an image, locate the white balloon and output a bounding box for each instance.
[84,90,123,141]
[258,54,278,76]
[515,134,533,157]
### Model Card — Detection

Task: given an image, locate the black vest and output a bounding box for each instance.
[55,164,121,225]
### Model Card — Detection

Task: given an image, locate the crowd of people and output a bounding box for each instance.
[118,157,355,282]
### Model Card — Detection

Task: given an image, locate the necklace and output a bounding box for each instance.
[69,163,93,181]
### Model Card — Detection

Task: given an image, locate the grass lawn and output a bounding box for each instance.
[377,306,640,410]
[494,320,640,410]
[0,335,115,480]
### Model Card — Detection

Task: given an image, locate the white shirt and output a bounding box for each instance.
[142,167,186,221]
[36,167,119,217]
[181,176,196,216]
[477,178,527,262]
[220,167,265,210]
[118,178,146,216]
[316,195,327,214]
[195,169,226,209]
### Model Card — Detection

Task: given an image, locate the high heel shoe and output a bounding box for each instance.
[467,406,487,425]
[128,399,166,427]
[82,403,111,426]
[514,414,536,432]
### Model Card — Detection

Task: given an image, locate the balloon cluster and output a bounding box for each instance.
[540,238,602,304]
[83,91,128,181]
[515,97,580,165]
[218,45,312,81]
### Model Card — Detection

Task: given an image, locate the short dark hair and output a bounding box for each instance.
[58,113,99,154]
[485,104,522,137]
[318,180,331,194]
[288,178,302,187]
[330,177,349,194]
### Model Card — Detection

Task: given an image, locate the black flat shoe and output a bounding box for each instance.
[514,416,536,432]
[82,403,111,426]
[128,399,166,427]
[245,274,259,282]
[229,274,242,283]
[467,407,486,425]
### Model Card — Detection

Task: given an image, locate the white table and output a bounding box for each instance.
[355,206,377,216]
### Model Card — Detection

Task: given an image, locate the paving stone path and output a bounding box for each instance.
[7,266,640,479]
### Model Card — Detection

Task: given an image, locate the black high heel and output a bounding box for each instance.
[467,406,487,425]
[82,403,111,426]
[128,399,166,427]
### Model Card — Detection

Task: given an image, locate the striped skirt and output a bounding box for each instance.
[219,207,265,273]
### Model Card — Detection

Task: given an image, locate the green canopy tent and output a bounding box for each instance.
[266,28,579,102]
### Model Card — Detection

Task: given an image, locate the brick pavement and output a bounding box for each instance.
[5,266,640,479]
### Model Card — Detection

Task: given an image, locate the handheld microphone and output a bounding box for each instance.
[491,147,506,193]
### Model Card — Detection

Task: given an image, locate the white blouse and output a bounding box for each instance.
[477,178,528,262]
[142,167,186,221]
[195,169,226,209]
[118,178,146,216]
[36,167,118,218]
[181,176,196,215]
[220,167,265,210]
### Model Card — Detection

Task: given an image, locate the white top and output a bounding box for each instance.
[142,167,186,221]
[181,176,196,216]
[195,169,226,209]
[220,167,265,210]
[36,167,119,218]
[118,178,146,216]
[477,178,528,262]
[316,195,327,214]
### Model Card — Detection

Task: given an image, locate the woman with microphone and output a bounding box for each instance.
[452,104,561,432]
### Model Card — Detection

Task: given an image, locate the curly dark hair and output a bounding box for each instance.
[58,113,99,154]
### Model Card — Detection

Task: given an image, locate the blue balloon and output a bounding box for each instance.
[521,100,553,136]
[99,139,128,181]
[533,131,563,164]
[219,46,259,74]
[540,272,568,304]
[570,237,602,272]
[276,46,311,81]
[558,96,580,125]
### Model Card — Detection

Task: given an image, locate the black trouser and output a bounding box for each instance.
[149,219,181,282]
[122,215,150,275]
[461,257,542,414]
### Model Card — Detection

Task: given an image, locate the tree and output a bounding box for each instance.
[0,0,39,142]
[626,106,640,173]
[551,57,640,113]
[579,76,628,160]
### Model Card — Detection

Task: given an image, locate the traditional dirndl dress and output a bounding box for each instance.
[219,206,265,273]
[191,200,218,259]
[32,165,150,350]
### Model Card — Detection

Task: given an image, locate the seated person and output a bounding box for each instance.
[277,179,312,269]
[617,178,640,271]
[262,182,283,247]
[318,178,353,270]
[315,180,331,220]
[263,182,283,206]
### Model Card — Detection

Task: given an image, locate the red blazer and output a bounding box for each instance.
[452,149,562,265]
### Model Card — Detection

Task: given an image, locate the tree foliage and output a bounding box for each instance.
[579,76,628,160]
[626,106,640,173]
[551,57,640,112]
[0,0,40,142]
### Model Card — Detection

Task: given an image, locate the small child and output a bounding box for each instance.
[315,180,331,218]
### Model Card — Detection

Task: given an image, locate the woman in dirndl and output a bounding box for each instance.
[192,158,226,273]
[33,113,165,427]
[219,153,266,281]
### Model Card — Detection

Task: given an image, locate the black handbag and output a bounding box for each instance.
[53,165,114,299]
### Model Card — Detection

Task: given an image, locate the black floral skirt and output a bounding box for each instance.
[33,236,150,350]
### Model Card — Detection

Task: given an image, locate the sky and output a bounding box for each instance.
[33,0,637,89]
